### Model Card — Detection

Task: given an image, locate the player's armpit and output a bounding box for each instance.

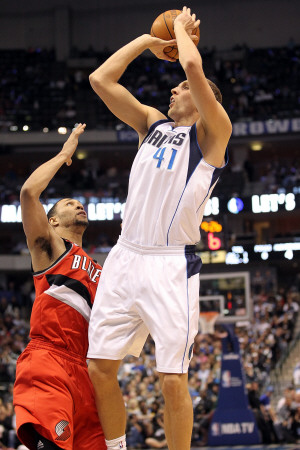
[20,190,52,249]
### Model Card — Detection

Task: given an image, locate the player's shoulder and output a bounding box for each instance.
[147,107,168,129]
[148,118,172,132]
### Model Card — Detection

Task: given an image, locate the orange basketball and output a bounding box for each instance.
[150,9,200,59]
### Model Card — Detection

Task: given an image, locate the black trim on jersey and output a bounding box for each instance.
[209,147,229,189]
[185,244,196,254]
[32,240,73,276]
[46,274,92,309]
[139,119,170,149]
[186,123,203,185]
[187,124,230,189]
[195,147,229,215]
[185,245,202,278]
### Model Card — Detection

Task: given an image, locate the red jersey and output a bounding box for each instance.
[30,239,102,358]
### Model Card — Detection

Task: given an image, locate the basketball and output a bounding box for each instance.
[150,9,200,59]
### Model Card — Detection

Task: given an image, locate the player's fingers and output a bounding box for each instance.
[163,53,177,62]
[72,123,81,133]
[162,39,177,46]
[75,123,86,135]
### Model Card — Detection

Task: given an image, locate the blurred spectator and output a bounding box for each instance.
[275,393,298,443]
[126,413,150,449]
[293,362,300,386]
[276,385,296,412]
[144,409,167,449]
[259,386,280,443]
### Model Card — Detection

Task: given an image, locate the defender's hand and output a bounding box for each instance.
[61,123,86,166]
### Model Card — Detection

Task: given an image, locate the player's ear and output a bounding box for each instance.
[49,216,59,227]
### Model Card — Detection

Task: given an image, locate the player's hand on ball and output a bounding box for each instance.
[148,35,177,62]
[174,6,200,39]
[149,9,199,60]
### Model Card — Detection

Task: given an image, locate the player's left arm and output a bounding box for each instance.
[174,7,232,167]
[21,124,86,251]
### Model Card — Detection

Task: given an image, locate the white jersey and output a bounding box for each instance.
[121,120,228,246]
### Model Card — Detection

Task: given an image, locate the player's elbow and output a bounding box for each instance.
[183,58,202,75]
[20,185,29,199]
[89,72,100,88]
[89,71,107,92]
[20,184,36,202]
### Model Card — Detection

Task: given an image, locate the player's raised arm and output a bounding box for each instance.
[89,35,176,141]
[174,7,232,167]
[20,124,86,250]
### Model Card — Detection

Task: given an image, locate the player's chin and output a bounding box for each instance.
[75,218,89,228]
[168,108,174,119]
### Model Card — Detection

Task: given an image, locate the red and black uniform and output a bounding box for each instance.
[13,240,106,450]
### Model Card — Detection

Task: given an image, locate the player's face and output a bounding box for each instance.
[55,199,88,228]
[168,80,197,118]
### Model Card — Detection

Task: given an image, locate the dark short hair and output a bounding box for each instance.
[207,79,222,104]
[47,200,61,221]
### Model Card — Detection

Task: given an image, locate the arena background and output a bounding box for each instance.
[1,0,300,51]
[0,0,300,449]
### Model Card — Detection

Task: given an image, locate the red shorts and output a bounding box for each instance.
[13,342,106,450]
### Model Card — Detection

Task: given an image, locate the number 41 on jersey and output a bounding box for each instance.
[153,147,177,170]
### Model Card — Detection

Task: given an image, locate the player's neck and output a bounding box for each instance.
[173,119,193,128]
[172,111,199,128]
[57,227,84,247]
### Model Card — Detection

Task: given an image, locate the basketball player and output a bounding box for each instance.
[88,7,232,450]
[13,124,106,450]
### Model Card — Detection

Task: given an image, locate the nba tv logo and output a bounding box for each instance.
[211,423,220,436]
[222,370,231,388]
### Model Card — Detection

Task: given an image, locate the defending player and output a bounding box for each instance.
[88,7,232,450]
[13,124,106,450]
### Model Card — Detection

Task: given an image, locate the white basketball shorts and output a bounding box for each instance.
[88,237,202,373]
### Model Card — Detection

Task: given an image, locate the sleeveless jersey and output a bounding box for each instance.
[30,240,102,358]
[121,120,228,246]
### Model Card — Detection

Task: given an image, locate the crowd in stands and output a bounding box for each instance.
[1,42,300,132]
[0,269,299,448]
[0,161,131,207]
